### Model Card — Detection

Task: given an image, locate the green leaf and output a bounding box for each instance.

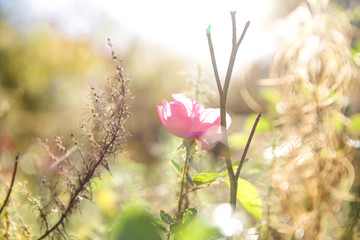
[225,178,262,219]
[170,159,182,175]
[170,221,181,234]
[112,206,162,240]
[193,172,225,185]
[160,210,173,224]
[170,159,194,187]
[151,216,168,233]
[192,160,250,186]
[206,25,211,34]
[175,216,221,240]
[182,208,197,224]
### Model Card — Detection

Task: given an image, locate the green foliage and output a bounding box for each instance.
[170,221,181,234]
[153,208,204,239]
[229,133,249,150]
[193,172,225,185]
[156,207,220,240]
[193,160,250,185]
[349,114,360,135]
[351,39,360,62]
[225,178,262,219]
[111,206,162,240]
[245,114,272,133]
[174,215,221,240]
[182,208,197,224]
[329,114,344,133]
[170,159,194,187]
[152,216,168,233]
[160,210,173,224]
[260,88,281,112]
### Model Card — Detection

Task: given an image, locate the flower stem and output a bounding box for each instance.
[177,139,194,217]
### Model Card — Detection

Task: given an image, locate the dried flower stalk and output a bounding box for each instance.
[35,39,130,239]
[265,6,359,239]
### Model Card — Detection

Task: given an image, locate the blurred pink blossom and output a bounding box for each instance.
[157,94,231,144]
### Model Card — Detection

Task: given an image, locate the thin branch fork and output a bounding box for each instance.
[206,12,251,210]
[223,15,250,99]
[0,154,19,215]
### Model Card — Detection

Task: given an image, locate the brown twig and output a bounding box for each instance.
[223,17,250,99]
[0,154,19,215]
[206,25,223,96]
[235,112,261,180]
[206,12,251,211]
[231,12,237,47]
[182,184,211,199]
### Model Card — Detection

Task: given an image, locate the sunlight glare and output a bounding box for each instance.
[212,203,243,237]
[264,136,302,160]
[25,0,278,73]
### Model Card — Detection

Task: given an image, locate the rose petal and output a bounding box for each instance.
[157,94,231,140]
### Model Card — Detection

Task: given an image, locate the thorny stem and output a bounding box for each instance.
[177,139,194,217]
[37,131,118,240]
[0,154,19,215]
[207,12,251,213]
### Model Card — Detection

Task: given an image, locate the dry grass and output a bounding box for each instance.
[262,4,360,240]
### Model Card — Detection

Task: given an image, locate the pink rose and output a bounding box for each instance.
[157,94,231,141]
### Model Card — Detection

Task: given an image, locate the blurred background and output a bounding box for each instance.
[1,0,360,239]
[0,0,309,165]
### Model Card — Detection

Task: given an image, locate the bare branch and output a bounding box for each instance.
[235,112,261,180]
[207,12,251,212]
[206,25,223,96]
[231,11,237,47]
[223,20,250,99]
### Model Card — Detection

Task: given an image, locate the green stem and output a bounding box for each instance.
[220,109,236,210]
[177,140,193,217]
